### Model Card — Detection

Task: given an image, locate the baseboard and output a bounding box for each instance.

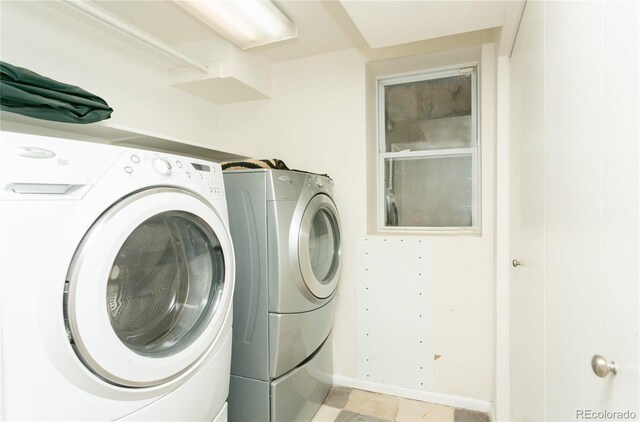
[332,375,493,414]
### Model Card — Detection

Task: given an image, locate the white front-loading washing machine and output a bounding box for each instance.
[223,169,341,422]
[0,131,235,421]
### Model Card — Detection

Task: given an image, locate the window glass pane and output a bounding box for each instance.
[384,155,473,227]
[309,209,339,284]
[106,211,225,357]
[384,75,472,152]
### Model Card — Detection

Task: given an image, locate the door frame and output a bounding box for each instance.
[495,55,512,422]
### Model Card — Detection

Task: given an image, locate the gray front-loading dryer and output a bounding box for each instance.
[223,169,341,422]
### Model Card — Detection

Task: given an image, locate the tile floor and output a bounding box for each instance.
[311,387,491,422]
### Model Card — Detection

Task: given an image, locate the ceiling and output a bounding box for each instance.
[340,0,519,49]
[90,0,525,65]
[68,0,523,103]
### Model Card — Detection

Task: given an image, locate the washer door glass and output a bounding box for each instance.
[107,211,224,358]
[66,187,234,387]
[308,209,339,284]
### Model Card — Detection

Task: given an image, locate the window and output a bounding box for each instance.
[378,66,479,231]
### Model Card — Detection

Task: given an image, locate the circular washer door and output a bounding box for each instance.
[297,193,341,298]
[65,187,234,388]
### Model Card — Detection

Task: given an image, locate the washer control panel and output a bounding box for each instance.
[0,131,226,202]
[121,151,225,201]
[152,158,172,176]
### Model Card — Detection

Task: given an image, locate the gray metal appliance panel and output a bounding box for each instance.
[224,172,270,381]
[265,169,307,201]
[221,168,307,201]
[268,296,337,379]
[270,335,333,422]
[228,375,270,422]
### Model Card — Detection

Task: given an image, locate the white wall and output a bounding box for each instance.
[219,44,497,403]
[0,1,248,156]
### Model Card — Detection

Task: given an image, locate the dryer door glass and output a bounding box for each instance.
[106,211,224,357]
[298,193,342,299]
[309,209,339,283]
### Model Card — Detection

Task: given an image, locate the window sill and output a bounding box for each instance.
[373,227,482,237]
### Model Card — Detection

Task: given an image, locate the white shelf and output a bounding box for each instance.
[0,111,248,163]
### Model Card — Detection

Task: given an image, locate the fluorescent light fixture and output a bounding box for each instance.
[175,0,297,49]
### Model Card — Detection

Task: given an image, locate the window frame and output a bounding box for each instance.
[377,64,480,233]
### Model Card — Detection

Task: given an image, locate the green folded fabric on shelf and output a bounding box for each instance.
[0,61,113,124]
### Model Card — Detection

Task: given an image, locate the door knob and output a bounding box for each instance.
[591,355,617,377]
[512,259,522,268]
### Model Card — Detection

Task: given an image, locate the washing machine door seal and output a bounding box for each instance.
[65,187,234,388]
[297,193,341,299]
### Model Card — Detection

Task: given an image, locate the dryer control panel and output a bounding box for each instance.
[265,170,334,202]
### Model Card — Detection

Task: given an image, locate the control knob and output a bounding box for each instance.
[153,158,172,176]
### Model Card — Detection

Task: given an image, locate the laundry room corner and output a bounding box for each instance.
[217,40,499,409]
[1,0,500,413]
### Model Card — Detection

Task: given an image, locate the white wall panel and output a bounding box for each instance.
[355,236,434,390]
